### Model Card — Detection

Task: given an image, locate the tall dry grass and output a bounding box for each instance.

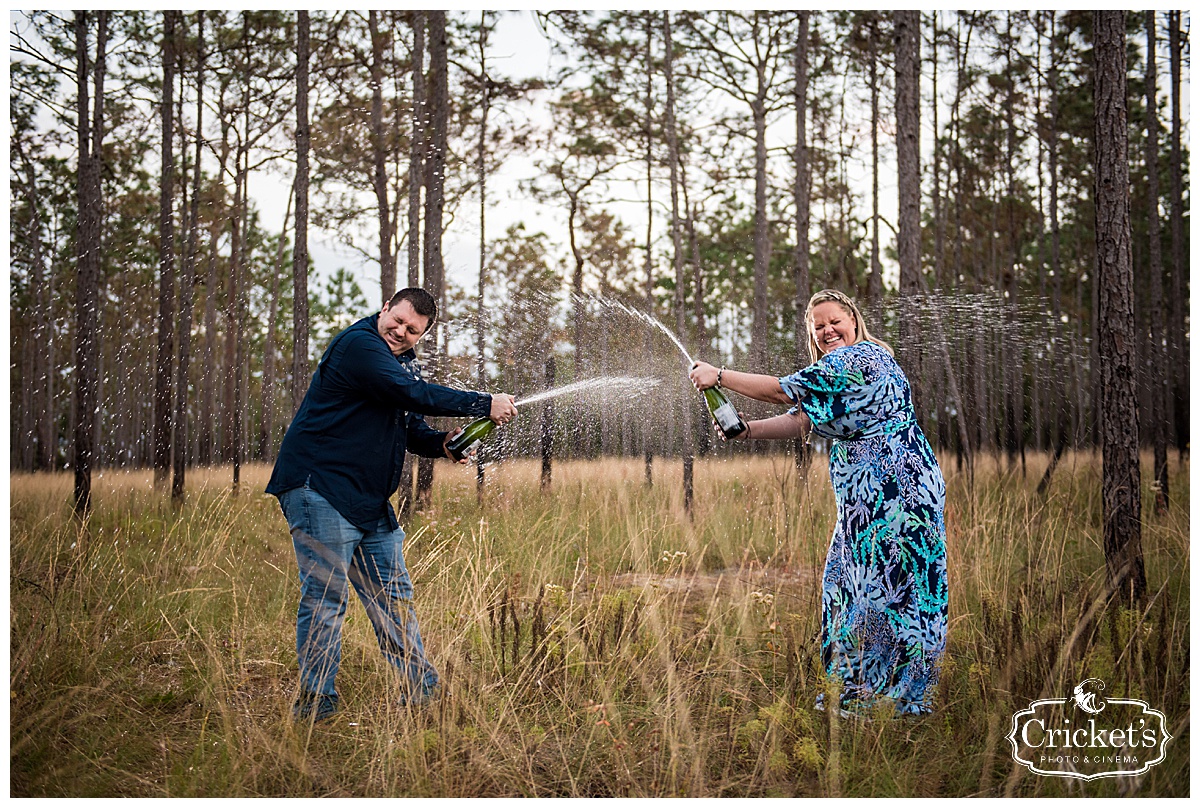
[9,451,1189,796]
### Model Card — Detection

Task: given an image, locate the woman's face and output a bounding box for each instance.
[810,300,858,355]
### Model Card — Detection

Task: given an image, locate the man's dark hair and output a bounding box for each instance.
[387,287,438,332]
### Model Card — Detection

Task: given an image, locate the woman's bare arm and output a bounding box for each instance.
[689,362,794,406]
[738,411,810,441]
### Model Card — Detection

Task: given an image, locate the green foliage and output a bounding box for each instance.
[309,267,368,350]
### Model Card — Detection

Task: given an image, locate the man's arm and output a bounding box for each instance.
[334,332,492,418]
[405,411,454,459]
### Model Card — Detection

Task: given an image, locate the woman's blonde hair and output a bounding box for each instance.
[804,288,893,363]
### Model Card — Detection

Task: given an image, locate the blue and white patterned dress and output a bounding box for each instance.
[779,341,947,715]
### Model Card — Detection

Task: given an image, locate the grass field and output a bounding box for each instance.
[9,451,1190,797]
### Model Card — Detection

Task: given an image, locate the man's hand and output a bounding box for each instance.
[443,428,471,463]
[489,393,518,425]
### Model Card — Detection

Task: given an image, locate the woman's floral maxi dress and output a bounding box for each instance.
[779,341,947,715]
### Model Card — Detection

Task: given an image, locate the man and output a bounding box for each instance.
[267,287,517,722]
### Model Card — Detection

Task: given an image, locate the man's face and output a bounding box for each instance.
[377,299,431,356]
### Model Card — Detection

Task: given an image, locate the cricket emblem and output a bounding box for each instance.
[1072,678,1107,715]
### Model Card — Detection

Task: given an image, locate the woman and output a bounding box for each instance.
[689,289,947,716]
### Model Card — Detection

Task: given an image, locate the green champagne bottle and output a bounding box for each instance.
[447,416,497,461]
[703,386,747,439]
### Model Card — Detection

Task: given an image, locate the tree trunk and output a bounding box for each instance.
[1168,11,1188,459]
[153,10,177,486]
[231,14,251,490]
[567,189,585,386]
[867,15,883,303]
[172,26,188,463]
[683,191,710,458]
[370,11,396,303]
[400,11,424,516]
[18,291,33,468]
[664,11,694,514]
[200,86,234,466]
[476,15,491,499]
[1093,10,1146,602]
[293,11,311,418]
[894,11,922,412]
[407,10,425,289]
[793,10,812,472]
[73,10,107,516]
[423,10,448,292]
[233,156,246,486]
[408,13,427,290]
[750,11,771,371]
[1144,12,1169,513]
[1047,11,1066,458]
[930,12,944,292]
[643,11,655,486]
[173,10,204,503]
[931,12,951,455]
[45,255,57,470]
[1003,15,1022,473]
[224,185,240,467]
[417,10,448,510]
[541,356,555,492]
[1031,14,1046,455]
[19,298,33,468]
[1073,233,1086,447]
[953,15,977,457]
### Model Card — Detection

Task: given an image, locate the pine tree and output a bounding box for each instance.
[1094,10,1145,601]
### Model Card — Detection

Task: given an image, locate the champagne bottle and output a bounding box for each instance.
[703,385,747,439]
[446,416,497,461]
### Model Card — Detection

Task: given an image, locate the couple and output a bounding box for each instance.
[269,287,946,722]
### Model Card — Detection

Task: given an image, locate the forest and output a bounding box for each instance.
[8,10,1191,798]
[9,10,1189,494]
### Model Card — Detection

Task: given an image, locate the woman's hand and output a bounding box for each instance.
[710,412,751,441]
[689,361,720,390]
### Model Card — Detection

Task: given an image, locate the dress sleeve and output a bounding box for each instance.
[777,347,867,425]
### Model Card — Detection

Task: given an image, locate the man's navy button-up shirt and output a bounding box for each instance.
[266,314,491,530]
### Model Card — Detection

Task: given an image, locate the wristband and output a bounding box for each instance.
[717,366,725,388]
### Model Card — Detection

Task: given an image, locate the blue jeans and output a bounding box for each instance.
[277,486,438,703]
